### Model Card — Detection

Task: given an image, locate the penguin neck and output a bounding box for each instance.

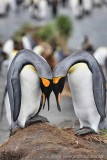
[13,49,52,79]
[53,51,96,77]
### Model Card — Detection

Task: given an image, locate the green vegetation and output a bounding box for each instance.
[13,15,73,50]
[55,15,72,38]
[101,129,107,136]
[38,23,55,42]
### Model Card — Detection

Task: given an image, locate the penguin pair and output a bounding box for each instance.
[7,49,106,135]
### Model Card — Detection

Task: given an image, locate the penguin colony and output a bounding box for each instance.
[3,49,107,136]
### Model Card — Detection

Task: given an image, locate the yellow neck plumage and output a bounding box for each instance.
[68,63,87,74]
[25,65,37,72]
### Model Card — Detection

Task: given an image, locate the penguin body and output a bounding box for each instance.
[6,49,52,130]
[4,45,54,129]
[18,65,41,127]
[68,63,100,132]
[94,47,107,66]
[53,51,106,135]
[5,65,41,128]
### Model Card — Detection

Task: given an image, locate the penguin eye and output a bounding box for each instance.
[41,78,50,87]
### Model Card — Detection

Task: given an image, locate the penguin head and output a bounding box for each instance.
[40,78,52,111]
[52,76,66,111]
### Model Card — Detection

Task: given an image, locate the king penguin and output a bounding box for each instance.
[53,51,106,135]
[6,49,52,133]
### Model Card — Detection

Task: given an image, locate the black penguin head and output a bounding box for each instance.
[52,77,66,111]
[40,78,52,111]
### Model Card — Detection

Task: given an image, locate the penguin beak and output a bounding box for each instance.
[40,78,52,111]
[39,93,46,110]
[53,77,65,112]
[54,92,61,111]
[42,93,46,109]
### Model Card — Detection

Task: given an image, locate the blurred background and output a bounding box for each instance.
[0,0,107,144]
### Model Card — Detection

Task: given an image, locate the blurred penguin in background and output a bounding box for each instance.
[94,47,107,80]
[3,38,23,68]
[8,0,17,12]
[33,42,57,69]
[2,38,14,67]
[0,43,8,73]
[69,0,83,19]
[61,0,68,7]
[39,0,48,19]
[23,0,32,8]
[3,38,14,56]
[83,0,93,15]
[51,0,59,17]
[29,0,39,19]
[93,0,102,7]
[82,35,94,54]
[22,33,35,50]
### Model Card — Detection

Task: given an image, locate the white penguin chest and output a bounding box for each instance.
[68,63,100,121]
[18,65,41,126]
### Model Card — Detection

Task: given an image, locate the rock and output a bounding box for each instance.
[0,123,107,160]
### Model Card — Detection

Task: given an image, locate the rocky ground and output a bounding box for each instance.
[0,123,107,160]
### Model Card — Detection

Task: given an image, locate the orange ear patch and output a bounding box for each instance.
[41,78,50,87]
[53,77,61,84]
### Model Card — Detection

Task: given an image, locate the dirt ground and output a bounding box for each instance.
[0,123,107,160]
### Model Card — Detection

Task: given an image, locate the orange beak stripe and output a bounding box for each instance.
[53,77,61,84]
[41,78,50,87]
[58,93,61,105]
[42,93,46,105]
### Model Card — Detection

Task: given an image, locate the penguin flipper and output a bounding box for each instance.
[11,77,21,122]
[92,64,106,119]
[0,84,7,120]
